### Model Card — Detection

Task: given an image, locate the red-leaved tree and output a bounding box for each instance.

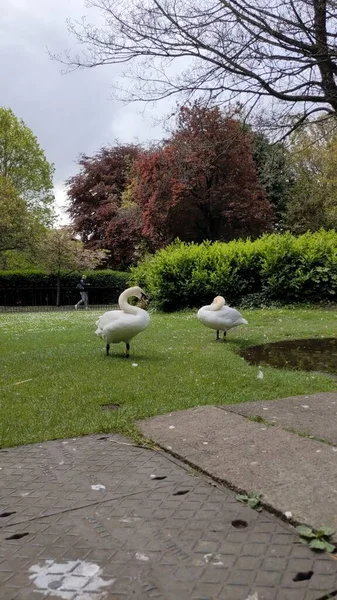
[131,105,274,247]
[67,106,275,269]
[67,145,143,269]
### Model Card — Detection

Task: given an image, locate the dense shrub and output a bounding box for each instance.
[130,231,337,311]
[0,270,129,306]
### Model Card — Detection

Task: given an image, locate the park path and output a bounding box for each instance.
[140,393,337,535]
[1,429,337,599]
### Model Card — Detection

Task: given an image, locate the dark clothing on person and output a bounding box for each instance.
[75,278,89,309]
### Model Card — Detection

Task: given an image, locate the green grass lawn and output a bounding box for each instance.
[1,307,337,448]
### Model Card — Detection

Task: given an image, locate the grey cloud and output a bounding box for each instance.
[0,0,170,197]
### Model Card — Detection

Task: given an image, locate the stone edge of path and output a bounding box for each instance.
[137,404,337,537]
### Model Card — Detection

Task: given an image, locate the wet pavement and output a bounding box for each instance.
[1,434,337,599]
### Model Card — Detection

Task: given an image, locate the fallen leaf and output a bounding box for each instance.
[11,379,33,386]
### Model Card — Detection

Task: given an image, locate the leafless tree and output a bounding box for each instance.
[61,0,337,135]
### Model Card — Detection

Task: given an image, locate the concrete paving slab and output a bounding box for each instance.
[139,406,337,534]
[1,434,337,599]
[225,392,337,445]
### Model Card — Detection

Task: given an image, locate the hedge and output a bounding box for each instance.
[130,231,337,311]
[0,270,129,307]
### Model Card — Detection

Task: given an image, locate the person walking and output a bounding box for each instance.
[75,275,90,310]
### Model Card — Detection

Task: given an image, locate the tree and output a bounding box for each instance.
[34,228,107,305]
[0,176,43,257]
[130,104,274,246]
[67,145,144,269]
[64,0,337,135]
[0,108,54,224]
[284,122,337,232]
[252,134,294,225]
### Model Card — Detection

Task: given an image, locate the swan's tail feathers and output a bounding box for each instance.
[241,318,248,325]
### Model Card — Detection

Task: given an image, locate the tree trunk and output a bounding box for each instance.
[56,275,61,307]
[314,0,337,112]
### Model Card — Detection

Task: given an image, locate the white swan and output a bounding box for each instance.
[197,296,248,341]
[95,286,150,357]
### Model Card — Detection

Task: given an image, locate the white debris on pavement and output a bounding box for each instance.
[135,553,149,561]
[204,553,224,566]
[29,559,115,599]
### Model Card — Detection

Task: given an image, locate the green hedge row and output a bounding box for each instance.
[0,270,129,306]
[130,231,337,311]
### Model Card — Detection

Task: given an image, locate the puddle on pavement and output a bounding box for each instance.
[241,338,337,375]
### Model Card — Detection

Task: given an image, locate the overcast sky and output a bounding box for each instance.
[1,0,172,223]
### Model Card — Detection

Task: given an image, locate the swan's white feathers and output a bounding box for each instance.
[95,286,150,347]
[95,310,123,331]
[96,310,150,344]
[197,298,247,333]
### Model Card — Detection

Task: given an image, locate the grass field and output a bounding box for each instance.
[1,307,337,448]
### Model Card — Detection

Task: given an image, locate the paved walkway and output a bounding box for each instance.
[1,434,337,599]
[139,395,337,535]
[227,392,337,445]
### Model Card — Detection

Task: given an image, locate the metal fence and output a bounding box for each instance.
[0,287,118,312]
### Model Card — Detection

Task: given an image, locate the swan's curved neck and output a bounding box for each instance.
[210,297,225,311]
[119,290,140,315]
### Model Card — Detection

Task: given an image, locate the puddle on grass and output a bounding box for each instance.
[241,338,337,375]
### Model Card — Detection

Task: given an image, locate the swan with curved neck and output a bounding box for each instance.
[209,296,226,311]
[95,286,150,358]
[197,295,248,341]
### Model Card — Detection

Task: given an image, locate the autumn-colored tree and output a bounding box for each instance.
[130,105,274,246]
[67,106,274,266]
[67,145,143,269]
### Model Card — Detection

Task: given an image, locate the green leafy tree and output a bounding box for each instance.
[34,227,107,305]
[0,176,44,265]
[284,121,337,233]
[252,134,294,226]
[0,107,55,224]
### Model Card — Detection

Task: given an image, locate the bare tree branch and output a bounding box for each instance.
[55,0,337,135]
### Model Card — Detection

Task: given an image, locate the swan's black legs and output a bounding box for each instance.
[106,344,110,356]
[216,330,220,341]
[223,331,227,341]
[126,343,130,358]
